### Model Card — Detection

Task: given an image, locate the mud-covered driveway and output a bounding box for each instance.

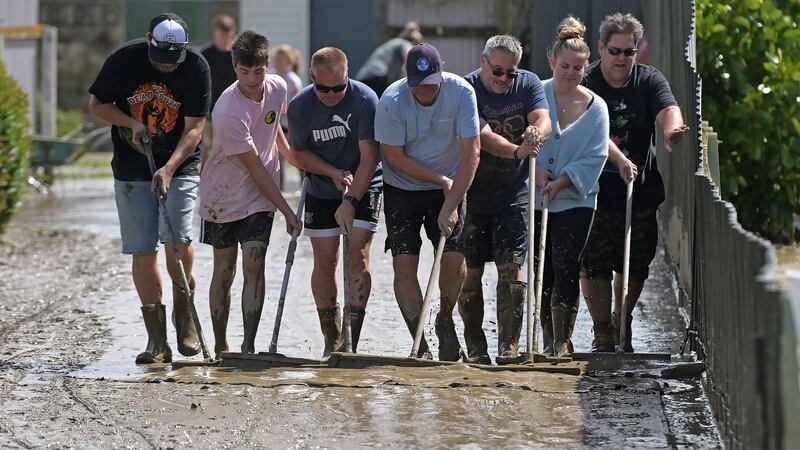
[0,177,721,448]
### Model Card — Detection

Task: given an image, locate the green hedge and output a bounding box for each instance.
[697,0,800,242]
[0,60,31,235]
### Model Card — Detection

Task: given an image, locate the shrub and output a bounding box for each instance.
[696,0,800,242]
[0,60,31,235]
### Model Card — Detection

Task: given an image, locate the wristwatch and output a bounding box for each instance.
[343,194,360,207]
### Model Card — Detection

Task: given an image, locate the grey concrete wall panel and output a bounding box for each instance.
[309,0,383,79]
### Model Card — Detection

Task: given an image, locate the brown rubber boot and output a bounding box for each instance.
[457,286,490,364]
[495,280,526,365]
[591,321,614,352]
[434,312,462,362]
[540,292,554,357]
[317,305,342,358]
[136,304,173,364]
[551,303,570,358]
[349,306,366,353]
[172,277,201,357]
[621,314,634,353]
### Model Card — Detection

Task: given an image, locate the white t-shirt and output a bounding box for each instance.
[199,75,287,223]
[374,72,480,191]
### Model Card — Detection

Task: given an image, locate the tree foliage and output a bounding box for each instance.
[696,0,800,242]
[0,60,31,235]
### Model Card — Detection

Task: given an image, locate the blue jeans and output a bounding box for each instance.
[113,175,199,254]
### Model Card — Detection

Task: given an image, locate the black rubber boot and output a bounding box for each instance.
[612,312,621,350]
[457,286,490,364]
[317,305,342,358]
[172,277,201,357]
[495,280,526,365]
[434,312,462,361]
[540,292,554,357]
[622,314,634,353]
[136,304,173,364]
[565,305,578,354]
[591,321,614,352]
[349,306,366,353]
[551,303,570,358]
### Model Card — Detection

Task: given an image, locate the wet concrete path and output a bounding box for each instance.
[0,175,723,448]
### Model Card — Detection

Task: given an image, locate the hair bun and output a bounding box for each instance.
[559,27,583,40]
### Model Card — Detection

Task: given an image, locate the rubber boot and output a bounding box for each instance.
[551,303,570,358]
[495,280,526,365]
[400,311,432,359]
[621,314,634,353]
[317,305,342,358]
[591,321,615,352]
[565,305,578,354]
[172,277,201,357]
[136,304,173,364]
[540,292,554,357]
[435,312,462,361]
[457,287,490,364]
[349,306,366,353]
[612,312,621,350]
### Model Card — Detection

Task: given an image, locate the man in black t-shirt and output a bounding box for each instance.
[200,14,237,162]
[88,12,211,364]
[461,35,550,365]
[580,13,689,353]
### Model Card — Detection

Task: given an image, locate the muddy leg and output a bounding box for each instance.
[310,236,341,355]
[346,229,374,353]
[613,273,644,352]
[241,242,267,353]
[132,251,162,306]
[210,246,237,356]
[458,266,489,364]
[435,252,466,361]
[582,276,614,352]
[393,254,430,357]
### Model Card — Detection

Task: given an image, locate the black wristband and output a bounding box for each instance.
[343,194,360,207]
[513,145,521,160]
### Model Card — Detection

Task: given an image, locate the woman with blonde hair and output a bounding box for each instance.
[534,16,609,357]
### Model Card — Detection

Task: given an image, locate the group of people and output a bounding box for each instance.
[87,11,688,365]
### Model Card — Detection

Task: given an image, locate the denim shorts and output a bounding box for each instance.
[114,175,200,254]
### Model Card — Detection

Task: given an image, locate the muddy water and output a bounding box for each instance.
[11,176,722,447]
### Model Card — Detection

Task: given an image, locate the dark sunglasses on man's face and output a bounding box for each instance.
[484,56,518,79]
[607,47,638,57]
[152,38,188,51]
[314,82,347,94]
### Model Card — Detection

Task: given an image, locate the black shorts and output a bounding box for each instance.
[463,202,528,268]
[303,191,381,238]
[580,206,659,280]
[200,211,274,249]
[383,184,465,256]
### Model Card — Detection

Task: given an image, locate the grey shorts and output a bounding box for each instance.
[200,211,274,249]
[113,175,199,255]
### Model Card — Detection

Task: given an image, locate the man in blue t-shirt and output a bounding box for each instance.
[288,47,382,357]
[462,35,551,364]
[374,43,480,360]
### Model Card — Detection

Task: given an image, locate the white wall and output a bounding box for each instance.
[240,0,310,82]
[0,0,40,131]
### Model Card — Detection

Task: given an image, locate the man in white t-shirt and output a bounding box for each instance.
[374,43,481,360]
[198,30,301,357]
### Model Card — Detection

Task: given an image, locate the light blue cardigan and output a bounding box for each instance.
[534,79,609,212]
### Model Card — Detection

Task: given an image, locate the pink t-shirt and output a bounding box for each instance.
[199,75,287,223]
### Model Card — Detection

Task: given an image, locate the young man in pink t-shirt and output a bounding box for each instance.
[198,30,301,356]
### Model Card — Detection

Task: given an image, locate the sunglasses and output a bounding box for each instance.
[607,47,638,57]
[152,38,188,51]
[314,82,347,94]
[484,56,518,79]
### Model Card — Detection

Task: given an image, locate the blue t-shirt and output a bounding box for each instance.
[374,72,480,191]
[288,79,381,199]
[463,69,548,212]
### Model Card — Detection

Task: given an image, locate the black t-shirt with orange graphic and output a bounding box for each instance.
[89,38,211,181]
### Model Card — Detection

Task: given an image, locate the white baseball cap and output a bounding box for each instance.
[148,13,189,64]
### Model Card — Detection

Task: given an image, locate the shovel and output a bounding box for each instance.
[618,179,634,353]
[142,139,212,366]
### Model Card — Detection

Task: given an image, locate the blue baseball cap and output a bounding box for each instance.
[406,43,444,86]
